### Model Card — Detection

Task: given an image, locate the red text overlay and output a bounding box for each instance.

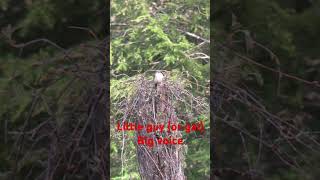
[116,121,205,147]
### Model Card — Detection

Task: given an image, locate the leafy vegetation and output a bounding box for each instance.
[0,0,319,179]
[213,0,320,179]
[111,0,210,179]
[0,0,108,179]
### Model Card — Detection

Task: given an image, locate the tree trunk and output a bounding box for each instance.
[136,82,185,180]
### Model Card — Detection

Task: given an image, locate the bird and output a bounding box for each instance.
[154,70,164,88]
[153,71,165,117]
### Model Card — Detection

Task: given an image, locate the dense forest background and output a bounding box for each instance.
[0,0,108,179]
[213,0,320,180]
[0,0,319,180]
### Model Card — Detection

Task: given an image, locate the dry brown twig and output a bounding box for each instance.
[112,73,209,179]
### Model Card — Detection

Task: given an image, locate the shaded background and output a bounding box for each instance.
[0,0,109,179]
[213,0,320,179]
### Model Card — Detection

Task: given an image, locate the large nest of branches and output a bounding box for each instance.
[113,72,209,180]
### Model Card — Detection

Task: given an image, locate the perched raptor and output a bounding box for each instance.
[154,70,164,88]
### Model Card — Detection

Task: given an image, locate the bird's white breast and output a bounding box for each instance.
[154,72,164,83]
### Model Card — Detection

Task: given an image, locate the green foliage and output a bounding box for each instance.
[214,0,320,179]
[111,0,209,75]
[0,0,105,51]
[111,0,209,179]
[0,1,107,179]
